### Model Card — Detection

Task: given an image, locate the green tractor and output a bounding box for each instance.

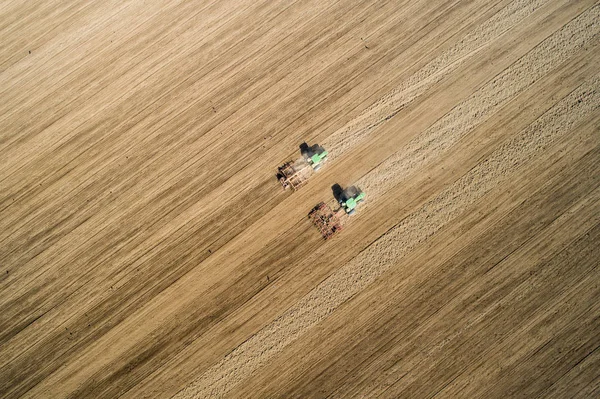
[302,143,328,171]
[338,186,365,216]
[309,185,366,239]
[277,143,328,190]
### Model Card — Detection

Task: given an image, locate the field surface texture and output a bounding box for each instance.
[1,1,599,398]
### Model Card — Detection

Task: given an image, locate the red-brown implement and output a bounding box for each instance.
[308,202,343,239]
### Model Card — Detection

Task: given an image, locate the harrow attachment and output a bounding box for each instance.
[308,202,342,240]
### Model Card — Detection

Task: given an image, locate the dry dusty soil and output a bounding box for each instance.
[1,1,599,398]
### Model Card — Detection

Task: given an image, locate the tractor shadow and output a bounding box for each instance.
[300,142,325,158]
[299,142,310,155]
[331,183,345,204]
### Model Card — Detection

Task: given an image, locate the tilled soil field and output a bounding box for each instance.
[1,1,598,398]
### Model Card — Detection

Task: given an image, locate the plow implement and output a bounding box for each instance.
[308,202,343,240]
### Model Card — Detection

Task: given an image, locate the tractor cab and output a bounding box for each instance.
[339,186,365,215]
[301,143,328,171]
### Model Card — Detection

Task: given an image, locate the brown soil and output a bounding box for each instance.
[0,1,598,398]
